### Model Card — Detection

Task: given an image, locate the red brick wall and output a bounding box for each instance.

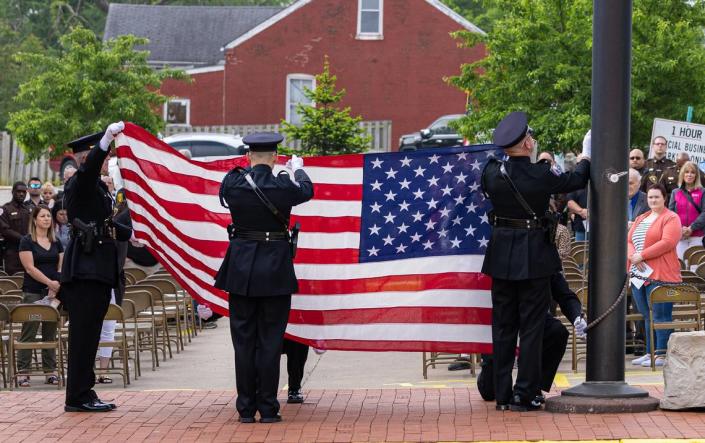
[160,69,225,126]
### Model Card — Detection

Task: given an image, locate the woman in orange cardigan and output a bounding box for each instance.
[627,184,682,367]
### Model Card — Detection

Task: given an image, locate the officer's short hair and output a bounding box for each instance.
[12,181,27,192]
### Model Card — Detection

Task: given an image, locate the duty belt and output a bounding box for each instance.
[232,230,289,242]
[492,216,542,229]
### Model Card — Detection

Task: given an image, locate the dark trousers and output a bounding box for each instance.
[3,249,23,275]
[283,338,309,391]
[61,280,111,406]
[229,294,291,418]
[491,277,551,405]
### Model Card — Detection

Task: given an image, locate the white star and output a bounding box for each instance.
[414,165,426,177]
[455,172,468,184]
[427,176,439,187]
[383,234,395,246]
[425,219,437,231]
[385,167,398,180]
[456,152,468,160]
[466,202,478,213]
[411,210,424,222]
[371,180,383,191]
[438,228,449,238]
[450,237,462,248]
[413,188,424,200]
[480,213,489,224]
[440,185,453,196]
[442,162,454,174]
[369,224,381,235]
[469,181,480,192]
[400,156,412,167]
[370,201,382,213]
[410,232,422,242]
[422,239,435,250]
[371,157,383,169]
[452,215,463,226]
[367,246,380,256]
[397,222,409,234]
[465,225,476,237]
[399,178,411,190]
[384,190,397,201]
[395,243,408,253]
[398,200,410,212]
[384,212,396,224]
[486,150,496,158]
[439,207,451,218]
[429,154,440,164]
[454,194,466,205]
[478,236,489,248]
[426,198,439,210]
[470,159,481,170]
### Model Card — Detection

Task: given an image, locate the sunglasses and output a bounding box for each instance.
[29,183,41,189]
[629,157,643,160]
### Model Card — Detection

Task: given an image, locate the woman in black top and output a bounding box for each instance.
[17,205,64,387]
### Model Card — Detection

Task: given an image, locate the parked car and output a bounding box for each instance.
[398,114,465,151]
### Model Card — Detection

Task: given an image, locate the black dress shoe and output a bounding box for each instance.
[94,398,117,410]
[495,404,510,411]
[534,393,546,404]
[509,394,542,412]
[259,414,282,423]
[238,416,256,423]
[64,400,112,413]
[448,361,471,371]
[287,390,304,404]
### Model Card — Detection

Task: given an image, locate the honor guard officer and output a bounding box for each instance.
[481,111,590,411]
[641,136,677,198]
[215,132,314,424]
[60,122,131,413]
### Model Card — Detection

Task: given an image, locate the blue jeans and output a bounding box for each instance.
[630,283,673,356]
[575,231,586,242]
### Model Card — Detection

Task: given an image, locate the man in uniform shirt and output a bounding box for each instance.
[629,149,646,175]
[641,136,677,197]
[215,132,314,424]
[481,111,590,411]
[0,182,31,275]
[60,122,131,413]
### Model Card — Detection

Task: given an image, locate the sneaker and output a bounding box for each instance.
[631,354,650,365]
[642,356,665,367]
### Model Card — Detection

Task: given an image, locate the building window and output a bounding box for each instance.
[164,99,190,125]
[286,74,315,125]
[357,0,383,39]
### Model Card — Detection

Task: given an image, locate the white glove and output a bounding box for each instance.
[99,121,125,151]
[289,154,304,172]
[574,316,587,339]
[581,129,591,159]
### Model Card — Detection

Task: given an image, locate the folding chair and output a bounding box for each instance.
[124,268,148,284]
[123,289,160,372]
[648,285,701,371]
[0,304,9,388]
[0,280,20,294]
[95,304,131,387]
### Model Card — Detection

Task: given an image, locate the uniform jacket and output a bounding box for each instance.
[669,187,705,236]
[60,145,119,286]
[215,164,314,297]
[481,156,590,280]
[627,209,682,283]
[640,157,677,197]
[0,200,31,250]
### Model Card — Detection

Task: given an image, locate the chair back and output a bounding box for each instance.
[123,290,153,312]
[683,245,704,264]
[128,284,164,303]
[120,299,137,319]
[0,280,20,293]
[649,284,701,305]
[0,303,9,322]
[10,304,61,323]
[1,276,24,286]
[688,250,705,268]
[0,295,23,308]
[142,279,178,296]
[124,268,148,283]
[103,303,126,322]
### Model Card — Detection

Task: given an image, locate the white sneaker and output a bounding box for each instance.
[631,354,650,365]
[642,356,665,367]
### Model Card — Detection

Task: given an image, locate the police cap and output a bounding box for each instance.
[493,111,531,149]
[243,132,284,152]
[66,131,105,153]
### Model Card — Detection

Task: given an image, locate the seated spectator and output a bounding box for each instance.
[52,203,70,250]
[41,182,56,209]
[17,205,63,386]
[628,185,681,367]
[668,161,705,258]
[628,168,649,229]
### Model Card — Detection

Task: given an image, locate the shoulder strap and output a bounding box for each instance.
[681,188,702,214]
[499,161,538,220]
[219,166,246,209]
[243,173,290,230]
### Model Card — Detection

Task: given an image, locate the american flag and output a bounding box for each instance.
[116,123,500,353]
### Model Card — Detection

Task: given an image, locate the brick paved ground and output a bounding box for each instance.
[1,386,705,442]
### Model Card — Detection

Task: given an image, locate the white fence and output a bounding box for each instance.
[0,132,59,186]
[164,120,393,152]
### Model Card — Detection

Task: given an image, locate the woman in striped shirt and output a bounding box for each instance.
[627,184,682,367]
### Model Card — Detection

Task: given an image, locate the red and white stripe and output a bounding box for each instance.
[116,123,492,353]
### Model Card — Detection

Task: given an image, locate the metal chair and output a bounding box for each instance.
[648,285,701,371]
[95,304,132,387]
[0,304,10,388]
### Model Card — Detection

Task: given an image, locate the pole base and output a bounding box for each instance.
[545,382,660,413]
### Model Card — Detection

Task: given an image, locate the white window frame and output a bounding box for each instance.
[163,98,191,126]
[357,0,383,40]
[286,74,316,125]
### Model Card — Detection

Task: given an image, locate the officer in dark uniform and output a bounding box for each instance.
[215,132,314,423]
[640,135,677,197]
[60,122,131,412]
[481,111,590,411]
[476,272,586,403]
[0,182,31,275]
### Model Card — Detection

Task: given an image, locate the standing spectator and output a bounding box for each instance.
[53,204,70,250]
[55,166,77,202]
[0,182,31,275]
[629,149,646,175]
[628,184,681,367]
[41,182,57,209]
[101,175,116,199]
[641,136,678,199]
[673,152,705,184]
[16,205,63,386]
[26,177,43,209]
[567,187,588,241]
[668,161,705,258]
[628,168,649,228]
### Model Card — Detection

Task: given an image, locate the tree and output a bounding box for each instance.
[441,0,503,33]
[449,0,705,151]
[7,27,188,160]
[280,57,371,156]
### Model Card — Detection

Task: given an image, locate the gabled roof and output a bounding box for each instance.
[103,3,284,67]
